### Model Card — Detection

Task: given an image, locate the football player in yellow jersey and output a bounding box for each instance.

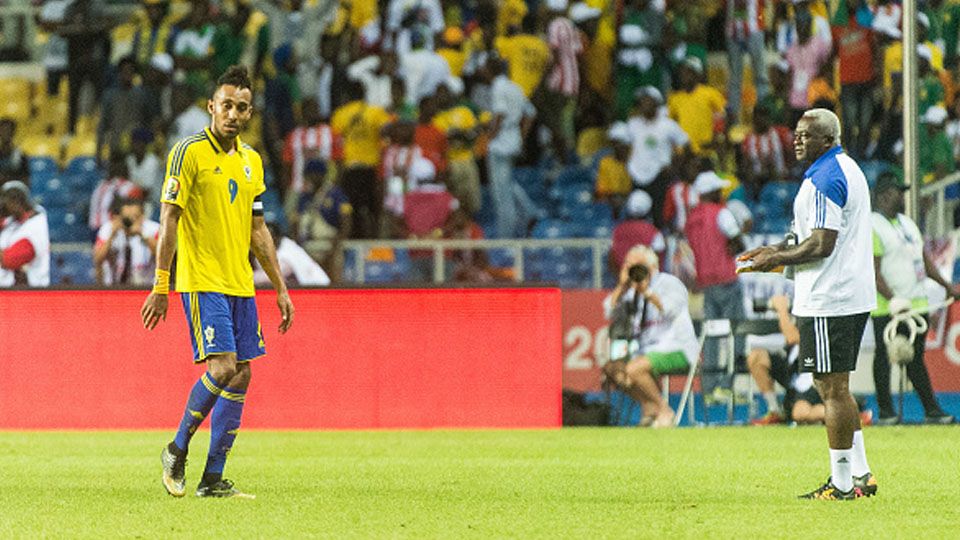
[141,66,294,499]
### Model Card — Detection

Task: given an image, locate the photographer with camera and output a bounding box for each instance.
[93,197,159,285]
[602,245,699,427]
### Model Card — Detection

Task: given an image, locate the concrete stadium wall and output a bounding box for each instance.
[0,288,562,429]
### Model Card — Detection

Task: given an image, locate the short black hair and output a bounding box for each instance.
[215,65,253,94]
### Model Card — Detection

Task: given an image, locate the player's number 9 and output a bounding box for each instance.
[228,179,238,203]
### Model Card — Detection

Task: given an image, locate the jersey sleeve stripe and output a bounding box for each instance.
[170,134,206,177]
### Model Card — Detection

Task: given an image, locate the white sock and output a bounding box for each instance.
[851,430,871,477]
[763,392,780,413]
[829,448,854,492]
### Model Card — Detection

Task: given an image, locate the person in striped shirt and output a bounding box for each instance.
[725,0,769,122]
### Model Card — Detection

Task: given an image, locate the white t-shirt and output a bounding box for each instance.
[626,114,689,186]
[95,219,160,285]
[604,271,700,364]
[872,212,927,302]
[400,49,451,107]
[253,237,330,286]
[791,146,876,317]
[488,75,533,156]
[126,153,163,195]
[0,210,50,287]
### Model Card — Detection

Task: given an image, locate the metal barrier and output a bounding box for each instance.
[919,171,960,238]
[51,238,614,288]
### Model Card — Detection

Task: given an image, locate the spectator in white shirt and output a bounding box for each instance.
[253,222,330,287]
[386,0,445,55]
[166,85,208,154]
[484,56,540,238]
[346,51,398,109]
[627,86,690,227]
[400,32,451,108]
[0,181,50,287]
[125,127,163,200]
[603,245,698,428]
[92,197,159,285]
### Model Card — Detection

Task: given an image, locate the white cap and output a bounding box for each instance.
[693,171,730,195]
[873,18,902,39]
[0,180,29,197]
[411,157,437,183]
[569,2,601,23]
[726,199,753,228]
[682,56,703,74]
[772,57,790,73]
[444,76,464,95]
[921,105,948,125]
[545,0,568,12]
[150,52,174,74]
[918,43,933,62]
[624,189,652,218]
[634,85,663,104]
[918,12,930,28]
[607,121,632,144]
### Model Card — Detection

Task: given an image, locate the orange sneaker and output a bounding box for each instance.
[859,409,874,427]
[751,411,784,426]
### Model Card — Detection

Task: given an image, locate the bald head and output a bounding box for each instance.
[794,108,842,163]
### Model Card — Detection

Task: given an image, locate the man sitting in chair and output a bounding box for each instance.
[603,245,700,427]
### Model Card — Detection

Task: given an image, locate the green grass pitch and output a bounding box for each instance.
[1,427,958,538]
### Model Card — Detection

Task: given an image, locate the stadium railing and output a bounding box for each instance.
[49,238,615,288]
[919,171,960,238]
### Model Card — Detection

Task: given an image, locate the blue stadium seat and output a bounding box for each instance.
[51,250,95,285]
[28,156,58,179]
[513,167,546,201]
[47,210,89,242]
[487,247,514,268]
[363,249,411,283]
[759,181,800,210]
[64,156,99,176]
[64,171,101,194]
[530,219,568,239]
[557,184,594,217]
[566,202,613,223]
[555,165,593,188]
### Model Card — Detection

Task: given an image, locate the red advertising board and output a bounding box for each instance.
[0,289,562,429]
[918,302,960,393]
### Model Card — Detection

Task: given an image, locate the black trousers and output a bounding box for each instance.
[872,315,945,418]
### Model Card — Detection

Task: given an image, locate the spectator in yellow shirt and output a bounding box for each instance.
[433,78,481,215]
[437,26,467,77]
[595,122,633,216]
[667,57,726,155]
[494,22,551,97]
[331,82,393,238]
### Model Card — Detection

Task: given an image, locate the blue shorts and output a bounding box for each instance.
[181,292,266,363]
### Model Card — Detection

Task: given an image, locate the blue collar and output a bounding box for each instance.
[804,145,843,179]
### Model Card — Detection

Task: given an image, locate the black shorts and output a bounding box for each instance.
[796,313,870,374]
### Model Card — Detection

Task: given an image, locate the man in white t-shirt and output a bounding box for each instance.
[93,197,159,286]
[602,245,699,428]
[253,222,330,287]
[626,87,690,225]
[740,109,877,500]
[0,181,50,287]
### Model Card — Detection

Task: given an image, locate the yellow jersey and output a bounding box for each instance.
[160,128,266,297]
[667,85,726,155]
[495,34,550,97]
[331,100,392,167]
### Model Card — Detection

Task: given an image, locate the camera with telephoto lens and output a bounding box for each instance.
[122,216,134,230]
[627,264,649,284]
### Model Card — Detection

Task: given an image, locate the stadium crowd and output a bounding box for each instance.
[0,0,959,288]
